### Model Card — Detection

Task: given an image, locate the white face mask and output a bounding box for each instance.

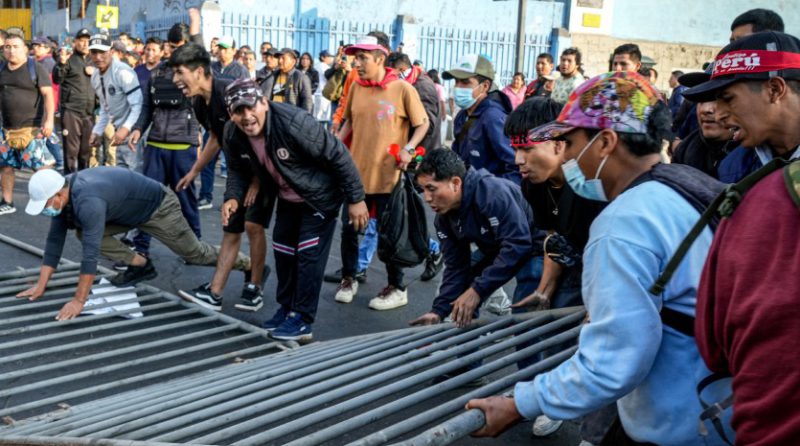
[398,67,412,79]
[560,132,609,202]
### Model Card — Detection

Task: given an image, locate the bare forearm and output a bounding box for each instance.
[407,120,430,148]
[194,134,222,171]
[73,273,96,304]
[37,265,57,288]
[538,256,563,297]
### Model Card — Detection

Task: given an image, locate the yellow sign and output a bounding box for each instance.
[96,5,119,30]
[582,13,602,28]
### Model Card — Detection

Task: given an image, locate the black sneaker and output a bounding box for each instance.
[110,259,157,287]
[112,261,129,271]
[323,268,367,283]
[178,283,222,311]
[243,264,271,288]
[420,252,444,281]
[261,306,290,331]
[234,283,263,312]
[197,198,213,210]
[0,200,16,215]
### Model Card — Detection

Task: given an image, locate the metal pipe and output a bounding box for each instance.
[188,316,548,444]
[0,282,136,305]
[0,275,83,295]
[57,331,425,438]
[0,292,165,326]
[0,323,242,381]
[0,269,90,288]
[0,232,77,265]
[380,347,579,446]
[0,299,174,338]
[0,332,261,399]
[118,326,465,441]
[240,313,583,446]
[0,342,278,418]
[386,408,486,446]
[0,307,198,352]
[0,435,210,446]
[0,316,217,366]
[0,263,79,281]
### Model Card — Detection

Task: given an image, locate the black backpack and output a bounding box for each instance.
[377,172,430,267]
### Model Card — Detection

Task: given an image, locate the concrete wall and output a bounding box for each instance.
[570,33,720,92]
[610,0,800,47]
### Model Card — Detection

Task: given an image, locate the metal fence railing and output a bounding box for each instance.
[0,232,584,445]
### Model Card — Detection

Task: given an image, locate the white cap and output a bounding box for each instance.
[26,169,65,215]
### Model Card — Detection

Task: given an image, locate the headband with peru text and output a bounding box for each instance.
[711,50,800,79]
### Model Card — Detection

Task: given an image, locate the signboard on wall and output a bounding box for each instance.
[569,0,614,35]
[96,5,119,29]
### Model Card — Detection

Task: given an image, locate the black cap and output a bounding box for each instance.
[678,65,713,89]
[275,47,297,58]
[683,31,800,102]
[75,28,91,39]
[262,48,278,57]
[88,34,112,52]
[224,79,264,112]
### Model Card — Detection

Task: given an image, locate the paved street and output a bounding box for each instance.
[0,169,582,446]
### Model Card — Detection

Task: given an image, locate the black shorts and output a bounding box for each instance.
[223,193,275,234]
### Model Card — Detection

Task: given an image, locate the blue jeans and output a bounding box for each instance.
[134,145,201,256]
[45,135,63,169]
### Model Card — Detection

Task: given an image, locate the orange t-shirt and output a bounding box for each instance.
[344,79,428,194]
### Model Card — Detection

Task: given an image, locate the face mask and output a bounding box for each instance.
[398,67,412,79]
[454,85,480,109]
[41,196,62,217]
[561,132,610,202]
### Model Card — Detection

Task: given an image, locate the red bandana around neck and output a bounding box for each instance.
[355,67,399,89]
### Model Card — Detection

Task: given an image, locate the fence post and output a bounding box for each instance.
[550,27,571,61]
[391,15,404,51]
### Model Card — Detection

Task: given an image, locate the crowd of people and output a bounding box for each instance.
[2,4,798,445]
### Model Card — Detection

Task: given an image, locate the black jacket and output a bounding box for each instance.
[52,51,95,116]
[223,101,365,214]
[672,129,737,180]
[133,61,201,145]
[409,72,442,151]
[258,67,313,113]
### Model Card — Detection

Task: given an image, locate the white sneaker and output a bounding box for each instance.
[532,415,563,437]
[578,441,595,446]
[368,286,408,310]
[334,277,358,303]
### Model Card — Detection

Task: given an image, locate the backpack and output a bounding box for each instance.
[377,172,430,267]
[322,68,346,102]
[646,157,799,446]
[0,56,38,85]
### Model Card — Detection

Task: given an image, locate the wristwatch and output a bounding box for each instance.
[403,144,416,155]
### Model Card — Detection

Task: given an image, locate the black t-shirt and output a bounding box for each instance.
[193,77,232,139]
[522,180,606,251]
[0,59,52,128]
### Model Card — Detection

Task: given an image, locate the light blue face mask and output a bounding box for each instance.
[454,85,479,109]
[41,196,62,217]
[561,132,609,202]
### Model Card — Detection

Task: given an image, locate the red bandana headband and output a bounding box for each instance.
[510,133,546,148]
[711,50,800,79]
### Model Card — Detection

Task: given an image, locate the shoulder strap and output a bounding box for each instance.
[650,157,790,295]
[27,56,37,84]
[783,160,800,207]
[454,115,478,146]
[697,372,735,446]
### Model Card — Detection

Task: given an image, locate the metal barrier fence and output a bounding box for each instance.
[0,233,584,445]
[418,26,552,86]
[0,233,287,424]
